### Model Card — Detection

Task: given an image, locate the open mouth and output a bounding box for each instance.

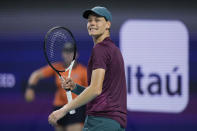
[89,28,98,31]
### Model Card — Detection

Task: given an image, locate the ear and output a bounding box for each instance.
[106,21,111,30]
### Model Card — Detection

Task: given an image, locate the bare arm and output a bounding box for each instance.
[25,69,44,102]
[48,69,105,126]
[62,68,105,114]
[28,69,44,86]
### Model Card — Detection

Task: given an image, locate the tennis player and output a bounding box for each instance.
[48,6,127,131]
[25,43,87,131]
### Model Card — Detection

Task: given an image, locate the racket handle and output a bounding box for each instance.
[65,60,76,114]
[66,90,76,114]
[59,76,76,114]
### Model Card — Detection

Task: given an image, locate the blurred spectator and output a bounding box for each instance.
[25,43,87,131]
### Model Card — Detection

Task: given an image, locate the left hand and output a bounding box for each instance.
[48,107,67,126]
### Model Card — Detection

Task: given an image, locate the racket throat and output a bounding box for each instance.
[65,60,75,78]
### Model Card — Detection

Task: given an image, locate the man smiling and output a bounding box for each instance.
[48,6,127,131]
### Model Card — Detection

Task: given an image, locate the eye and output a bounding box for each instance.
[88,19,92,22]
[95,19,100,22]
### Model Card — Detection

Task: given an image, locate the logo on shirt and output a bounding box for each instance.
[120,20,189,113]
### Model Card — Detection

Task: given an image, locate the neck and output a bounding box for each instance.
[92,31,110,45]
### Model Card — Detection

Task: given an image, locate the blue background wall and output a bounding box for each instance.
[0,0,197,131]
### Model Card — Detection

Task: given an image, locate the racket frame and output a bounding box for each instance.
[43,26,77,114]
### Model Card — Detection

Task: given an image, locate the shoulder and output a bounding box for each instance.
[94,39,113,51]
[94,39,117,56]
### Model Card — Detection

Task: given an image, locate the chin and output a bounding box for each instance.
[89,33,98,37]
[89,32,102,37]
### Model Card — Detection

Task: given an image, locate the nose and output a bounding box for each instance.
[89,20,96,26]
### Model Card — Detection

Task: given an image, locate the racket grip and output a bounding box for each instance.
[66,90,76,114]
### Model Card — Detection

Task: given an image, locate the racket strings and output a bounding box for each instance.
[45,28,75,71]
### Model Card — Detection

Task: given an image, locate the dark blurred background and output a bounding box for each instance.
[0,0,197,131]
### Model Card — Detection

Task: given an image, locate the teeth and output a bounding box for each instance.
[90,28,97,30]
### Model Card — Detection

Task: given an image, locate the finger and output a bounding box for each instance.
[62,82,70,87]
[67,82,71,86]
[50,119,57,126]
[66,83,73,87]
[65,79,72,84]
[49,115,56,126]
[48,114,53,122]
[48,117,53,125]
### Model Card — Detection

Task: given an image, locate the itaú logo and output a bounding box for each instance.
[120,20,189,113]
[127,66,182,96]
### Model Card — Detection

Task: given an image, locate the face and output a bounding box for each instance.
[61,52,73,65]
[87,14,110,37]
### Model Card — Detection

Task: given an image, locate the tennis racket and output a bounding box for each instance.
[43,26,77,114]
